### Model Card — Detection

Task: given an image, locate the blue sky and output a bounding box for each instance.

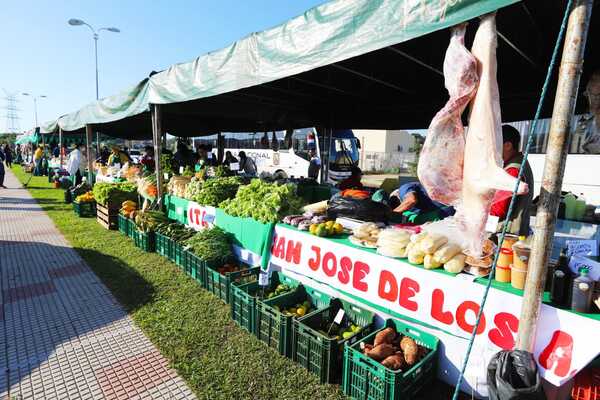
[1,0,324,132]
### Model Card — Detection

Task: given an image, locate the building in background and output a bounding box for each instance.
[353,129,417,173]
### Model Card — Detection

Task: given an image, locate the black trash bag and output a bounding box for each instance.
[327,195,390,222]
[487,350,546,400]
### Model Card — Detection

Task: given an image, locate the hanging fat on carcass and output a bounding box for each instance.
[417,23,479,206]
[456,13,528,256]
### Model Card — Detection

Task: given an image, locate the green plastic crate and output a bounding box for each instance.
[173,242,186,268]
[257,284,331,357]
[118,215,129,235]
[293,298,375,384]
[230,272,300,334]
[205,265,260,303]
[184,250,211,286]
[342,319,439,400]
[133,230,155,252]
[155,233,174,259]
[73,201,96,217]
[126,218,136,237]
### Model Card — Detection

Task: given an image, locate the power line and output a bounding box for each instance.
[2,89,21,133]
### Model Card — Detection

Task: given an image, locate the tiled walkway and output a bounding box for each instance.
[0,170,196,399]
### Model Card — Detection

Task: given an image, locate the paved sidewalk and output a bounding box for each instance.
[0,169,196,399]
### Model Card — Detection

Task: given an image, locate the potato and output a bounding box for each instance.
[381,352,407,371]
[373,327,396,347]
[365,343,396,362]
[400,336,419,366]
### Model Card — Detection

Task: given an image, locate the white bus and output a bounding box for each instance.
[511,114,600,204]
[194,128,360,183]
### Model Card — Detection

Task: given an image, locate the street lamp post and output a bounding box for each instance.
[68,18,120,152]
[22,93,47,145]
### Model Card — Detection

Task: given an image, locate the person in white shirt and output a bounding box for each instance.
[66,144,84,185]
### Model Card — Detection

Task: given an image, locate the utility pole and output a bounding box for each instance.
[516,0,594,351]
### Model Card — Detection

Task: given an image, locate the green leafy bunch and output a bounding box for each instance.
[93,182,138,205]
[219,179,304,223]
[184,226,233,263]
[186,176,241,207]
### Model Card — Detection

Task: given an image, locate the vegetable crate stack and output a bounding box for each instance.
[205,264,261,304]
[255,283,331,358]
[342,319,439,400]
[72,200,96,218]
[93,183,138,230]
[293,299,375,384]
[229,272,300,334]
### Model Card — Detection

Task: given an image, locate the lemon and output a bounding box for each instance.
[309,224,318,235]
[334,223,344,234]
[296,306,306,317]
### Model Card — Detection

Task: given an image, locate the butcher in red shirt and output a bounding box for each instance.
[489,125,534,236]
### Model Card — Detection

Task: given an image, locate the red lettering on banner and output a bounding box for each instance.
[488,312,519,350]
[308,246,321,271]
[338,257,352,284]
[430,289,453,325]
[539,331,574,378]
[270,234,278,255]
[322,252,337,277]
[194,208,201,225]
[353,262,369,292]
[399,278,419,312]
[274,237,286,259]
[285,240,302,264]
[456,301,486,335]
[378,270,398,302]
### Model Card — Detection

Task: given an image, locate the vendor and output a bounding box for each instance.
[307,148,321,180]
[238,151,257,176]
[573,69,600,153]
[107,145,130,167]
[390,182,453,222]
[66,143,85,185]
[140,145,155,172]
[489,125,534,235]
[194,145,216,171]
[338,166,364,190]
[223,151,238,168]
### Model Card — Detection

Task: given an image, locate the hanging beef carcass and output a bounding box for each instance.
[418,24,479,206]
[458,13,528,256]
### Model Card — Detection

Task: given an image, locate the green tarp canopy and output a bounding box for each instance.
[57,78,152,139]
[49,0,599,136]
[15,132,39,145]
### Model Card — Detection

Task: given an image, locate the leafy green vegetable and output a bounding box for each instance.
[92,182,138,206]
[160,153,175,175]
[185,176,241,206]
[155,222,196,243]
[134,211,169,232]
[184,226,232,263]
[219,179,304,223]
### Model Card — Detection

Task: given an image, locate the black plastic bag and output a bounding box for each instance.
[327,195,390,222]
[487,350,546,400]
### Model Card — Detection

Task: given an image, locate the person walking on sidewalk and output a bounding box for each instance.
[0,146,6,188]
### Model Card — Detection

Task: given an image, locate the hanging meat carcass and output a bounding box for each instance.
[417,24,479,206]
[458,13,528,256]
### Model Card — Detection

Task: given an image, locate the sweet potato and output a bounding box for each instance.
[400,336,419,366]
[365,343,396,361]
[373,327,396,347]
[381,351,407,371]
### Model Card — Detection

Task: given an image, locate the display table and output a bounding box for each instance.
[269,223,600,390]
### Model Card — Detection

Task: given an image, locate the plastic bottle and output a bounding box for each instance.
[571,267,594,313]
[550,248,572,307]
[564,193,577,220]
[575,193,587,221]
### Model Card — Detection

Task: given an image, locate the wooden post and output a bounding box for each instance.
[85,124,94,184]
[515,0,594,351]
[217,132,224,164]
[59,127,64,167]
[151,104,164,208]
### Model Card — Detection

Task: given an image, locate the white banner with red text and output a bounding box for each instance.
[270,225,600,386]
[186,202,216,230]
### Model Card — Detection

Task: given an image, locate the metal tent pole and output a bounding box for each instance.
[151,104,164,208]
[59,128,64,167]
[515,0,594,351]
[85,124,94,183]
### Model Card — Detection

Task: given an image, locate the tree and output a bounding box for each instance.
[407,133,424,176]
[0,133,17,146]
